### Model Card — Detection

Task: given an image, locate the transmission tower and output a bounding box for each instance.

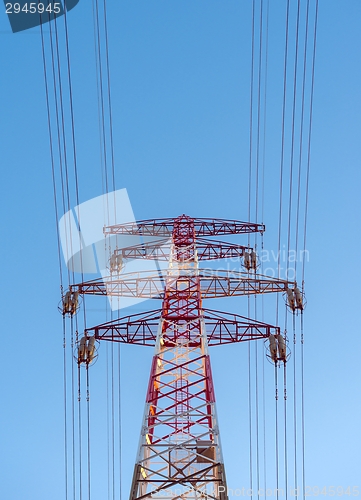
[67,215,300,500]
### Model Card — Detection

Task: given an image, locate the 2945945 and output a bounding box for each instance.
[5,3,61,14]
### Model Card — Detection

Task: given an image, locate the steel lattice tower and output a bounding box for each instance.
[70,215,296,500]
[130,216,227,500]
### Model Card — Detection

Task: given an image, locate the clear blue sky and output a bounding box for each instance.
[0,1,360,499]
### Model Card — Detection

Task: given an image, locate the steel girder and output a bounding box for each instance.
[71,269,293,299]
[113,238,251,261]
[103,215,265,237]
[84,308,280,347]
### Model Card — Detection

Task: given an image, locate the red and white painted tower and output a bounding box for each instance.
[72,215,294,500]
[130,215,228,500]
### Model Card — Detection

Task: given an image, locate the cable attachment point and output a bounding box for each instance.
[266,334,290,365]
[243,249,259,272]
[59,290,81,316]
[284,284,306,313]
[75,335,99,366]
[109,249,124,275]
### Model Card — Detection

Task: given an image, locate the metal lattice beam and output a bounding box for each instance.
[113,238,251,261]
[103,215,265,237]
[71,269,292,299]
[85,308,280,347]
